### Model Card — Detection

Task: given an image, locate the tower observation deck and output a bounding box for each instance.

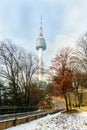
[36,16,46,89]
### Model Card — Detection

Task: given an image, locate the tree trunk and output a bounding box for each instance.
[64,94,69,111]
[62,83,69,111]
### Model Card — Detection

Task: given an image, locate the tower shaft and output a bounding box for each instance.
[38,48,43,81]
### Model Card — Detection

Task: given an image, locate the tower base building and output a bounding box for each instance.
[37,81,47,90]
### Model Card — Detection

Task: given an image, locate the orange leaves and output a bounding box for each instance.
[54,85,62,96]
[53,70,73,95]
[49,47,75,96]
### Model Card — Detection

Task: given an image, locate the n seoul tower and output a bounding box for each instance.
[36,16,46,89]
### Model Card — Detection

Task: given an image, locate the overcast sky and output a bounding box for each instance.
[0,0,87,67]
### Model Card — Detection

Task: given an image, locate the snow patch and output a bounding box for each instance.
[5,112,87,130]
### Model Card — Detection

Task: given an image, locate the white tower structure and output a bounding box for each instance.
[36,17,46,88]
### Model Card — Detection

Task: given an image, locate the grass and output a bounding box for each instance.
[62,109,80,114]
[78,106,87,111]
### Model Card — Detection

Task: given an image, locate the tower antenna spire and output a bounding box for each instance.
[39,15,43,38]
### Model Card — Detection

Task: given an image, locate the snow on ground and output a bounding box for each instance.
[5,111,87,130]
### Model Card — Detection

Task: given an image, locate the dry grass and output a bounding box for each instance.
[62,109,80,114]
[79,106,87,111]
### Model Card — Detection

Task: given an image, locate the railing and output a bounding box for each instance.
[0,109,64,130]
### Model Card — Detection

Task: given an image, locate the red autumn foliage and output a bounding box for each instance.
[53,68,74,96]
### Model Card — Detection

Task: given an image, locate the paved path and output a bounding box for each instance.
[52,98,65,110]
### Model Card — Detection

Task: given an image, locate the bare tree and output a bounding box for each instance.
[76,32,87,71]
[0,39,21,106]
[0,39,38,106]
[73,32,87,107]
[18,50,38,106]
